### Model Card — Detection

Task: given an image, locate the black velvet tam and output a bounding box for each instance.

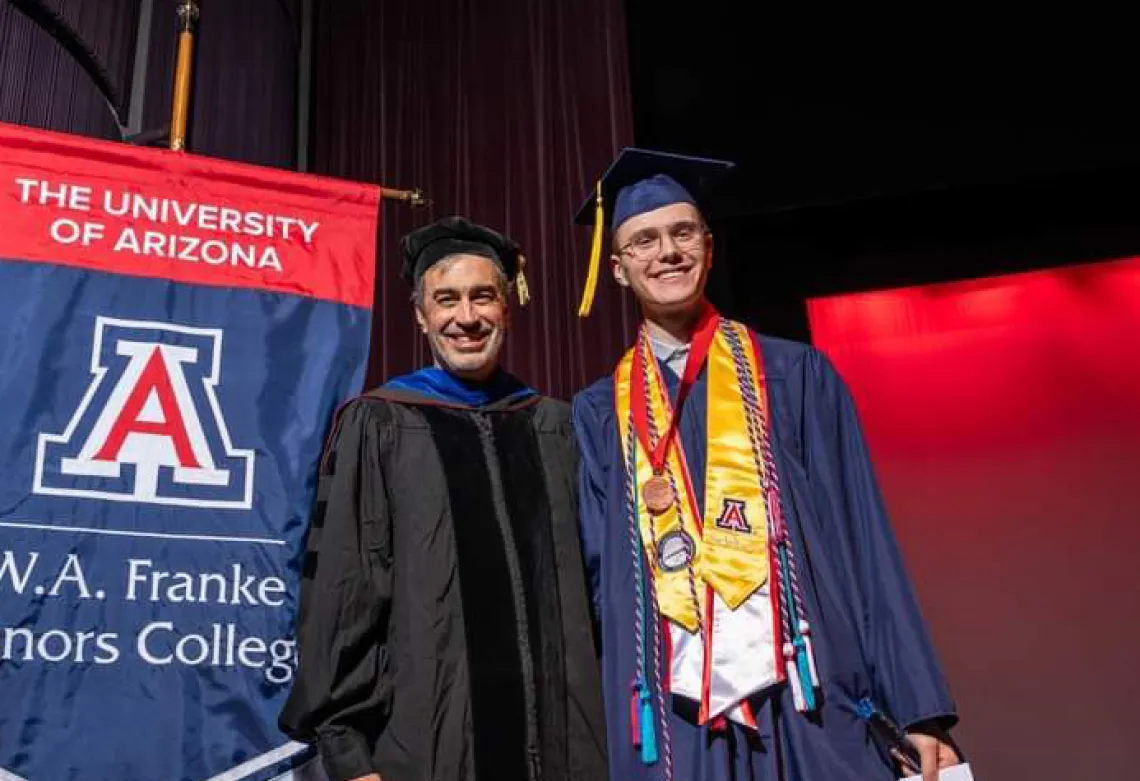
[399,215,523,286]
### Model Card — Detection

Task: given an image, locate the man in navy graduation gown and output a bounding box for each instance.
[280,216,607,781]
[570,149,962,781]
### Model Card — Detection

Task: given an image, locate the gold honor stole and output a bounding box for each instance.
[614,317,771,633]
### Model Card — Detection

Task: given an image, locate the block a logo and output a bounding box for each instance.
[33,316,255,509]
[714,498,753,533]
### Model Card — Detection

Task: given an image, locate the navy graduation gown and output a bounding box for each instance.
[571,331,957,781]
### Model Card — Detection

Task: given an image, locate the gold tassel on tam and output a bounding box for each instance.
[515,254,531,306]
[577,180,605,317]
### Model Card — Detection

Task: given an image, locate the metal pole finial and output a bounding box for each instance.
[176,0,200,30]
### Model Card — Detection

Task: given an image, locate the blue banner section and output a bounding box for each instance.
[0,261,370,781]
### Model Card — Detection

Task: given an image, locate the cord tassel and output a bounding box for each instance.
[639,684,659,764]
[794,636,817,711]
[800,619,821,688]
[577,180,604,317]
[784,643,807,712]
[515,254,530,306]
[630,682,641,747]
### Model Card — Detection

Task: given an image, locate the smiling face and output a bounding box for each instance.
[610,201,712,321]
[414,253,509,382]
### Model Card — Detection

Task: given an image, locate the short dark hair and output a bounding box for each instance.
[412,254,511,309]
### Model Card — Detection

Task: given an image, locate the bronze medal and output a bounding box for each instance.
[642,475,675,515]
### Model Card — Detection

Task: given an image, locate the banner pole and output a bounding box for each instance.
[381,187,429,205]
[170,1,200,151]
[163,1,425,203]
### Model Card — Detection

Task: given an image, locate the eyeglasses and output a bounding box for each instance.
[617,220,707,262]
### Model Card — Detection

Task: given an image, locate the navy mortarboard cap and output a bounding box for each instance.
[400,215,530,305]
[574,148,734,316]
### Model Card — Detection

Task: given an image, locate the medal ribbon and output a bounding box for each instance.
[630,305,719,473]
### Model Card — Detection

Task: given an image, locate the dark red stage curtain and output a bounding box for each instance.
[310,0,638,398]
[0,0,139,141]
[0,0,304,169]
[808,257,1140,781]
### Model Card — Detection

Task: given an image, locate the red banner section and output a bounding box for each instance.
[0,122,381,308]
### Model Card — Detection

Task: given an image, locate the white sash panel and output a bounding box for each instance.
[668,585,778,726]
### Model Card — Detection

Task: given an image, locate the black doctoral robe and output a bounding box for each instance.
[279,380,608,781]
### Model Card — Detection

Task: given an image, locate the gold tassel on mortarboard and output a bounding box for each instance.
[577,180,604,317]
[515,254,530,306]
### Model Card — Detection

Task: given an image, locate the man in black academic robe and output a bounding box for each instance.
[279,217,608,781]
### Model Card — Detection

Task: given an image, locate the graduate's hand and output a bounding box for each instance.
[347,775,381,781]
[905,723,960,781]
